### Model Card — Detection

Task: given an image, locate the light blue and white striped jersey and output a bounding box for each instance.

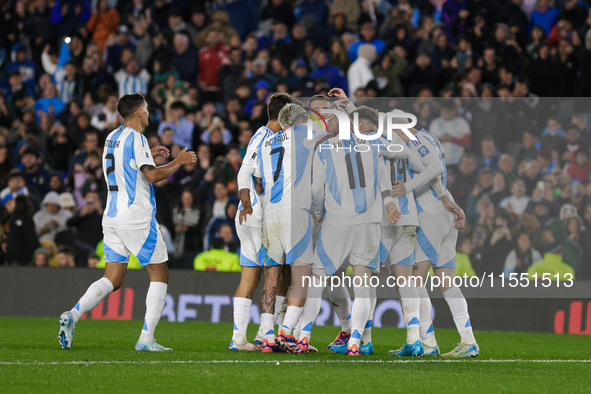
[102,126,156,229]
[255,124,319,213]
[237,125,274,227]
[378,135,419,227]
[407,128,447,208]
[312,135,390,225]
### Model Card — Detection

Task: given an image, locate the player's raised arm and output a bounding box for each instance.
[141,147,196,184]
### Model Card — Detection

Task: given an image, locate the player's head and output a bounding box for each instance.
[278,103,307,129]
[267,92,291,121]
[309,94,331,112]
[350,106,378,134]
[118,93,149,128]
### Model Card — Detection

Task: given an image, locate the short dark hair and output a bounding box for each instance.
[351,106,379,128]
[267,93,291,121]
[117,93,146,119]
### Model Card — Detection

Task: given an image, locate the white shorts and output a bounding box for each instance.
[103,221,168,267]
[313,222,380,276]
[380,225,417,267]
[262,209,312,266]
[236,222,276,267]
[416,210,457,268]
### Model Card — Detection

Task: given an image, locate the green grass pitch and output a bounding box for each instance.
[1,316,590,393]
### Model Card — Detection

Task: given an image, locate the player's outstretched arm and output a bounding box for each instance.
[141,147,196,184]
[392,148,444,197]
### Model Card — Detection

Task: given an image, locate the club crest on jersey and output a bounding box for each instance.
[418,145,429,157]
[145,152,150,158]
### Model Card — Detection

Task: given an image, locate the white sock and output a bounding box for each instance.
[139,282,167,343]
[328,285,351,333]
[274,295,286,325]
[361,286,376,344]
[71,277,114,322]
[443,287,476,344]
[259,313,275,341]
[349,286,370,346]
[280,306,303,336]
[417,286,437,347]
[232,297,252,343]
[298,283,324,341]
[398,279,420,344]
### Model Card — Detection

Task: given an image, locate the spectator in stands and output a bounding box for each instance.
[455,233,476,277]
[91,94,119,133]
[33,247,50,267]
[527,244,575,281]
[454,153,478,207]
[113,57,150,97]
[373,49,407,97]
[567,147,591,183]
[310,49,348,94]
[56,246,76,268]
[489,171,509,207]
[500,178,531,216]
[484,208,513,275]
[347,44,376,99]
[173,189,203,258]
[4,195,39,266]
[537,148,558,176]
[33,191,71,244]
[198,29,229,99]
[20,148,50,199]
[193,235,240,272]
[35,83,65,121]
[530,0,559,35]
[105,24,136,72]
[65,190,102,252]
[172,32,199,85]
[261,0,296,29]
[543,219,582,276]
[348,22,386,62]
[1,169,29,206]
[504,231,543,278]
[428,100,470,166]
[157,102,194,149]
[478,136,501,170]
[86,0,121,53]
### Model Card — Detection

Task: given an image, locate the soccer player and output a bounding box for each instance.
[58,93,197,351]
[391,124,478,358]
[378,125,449,357]
[254,103,327,353]
[308,106,400,356]
[230,92,291,352]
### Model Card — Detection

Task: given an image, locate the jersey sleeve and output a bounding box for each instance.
[377,135,409,160]
[135,133,156,169]
[403,139,444,193]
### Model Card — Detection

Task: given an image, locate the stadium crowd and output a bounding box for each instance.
[0,0,590,280]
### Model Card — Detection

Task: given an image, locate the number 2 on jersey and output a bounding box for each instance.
[105,153,118,191]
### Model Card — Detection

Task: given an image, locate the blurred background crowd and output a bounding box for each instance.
[0,0,590,280]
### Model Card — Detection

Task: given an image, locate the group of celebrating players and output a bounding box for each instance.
[229,89,479,358]
[56,90,478,358]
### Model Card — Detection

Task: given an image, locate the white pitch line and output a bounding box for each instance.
[0,359,590,366]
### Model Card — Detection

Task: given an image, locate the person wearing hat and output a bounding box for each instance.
[33,191,72,244]
[105,23,136,72]
[0,169,29,206]
[59,192,77,215]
